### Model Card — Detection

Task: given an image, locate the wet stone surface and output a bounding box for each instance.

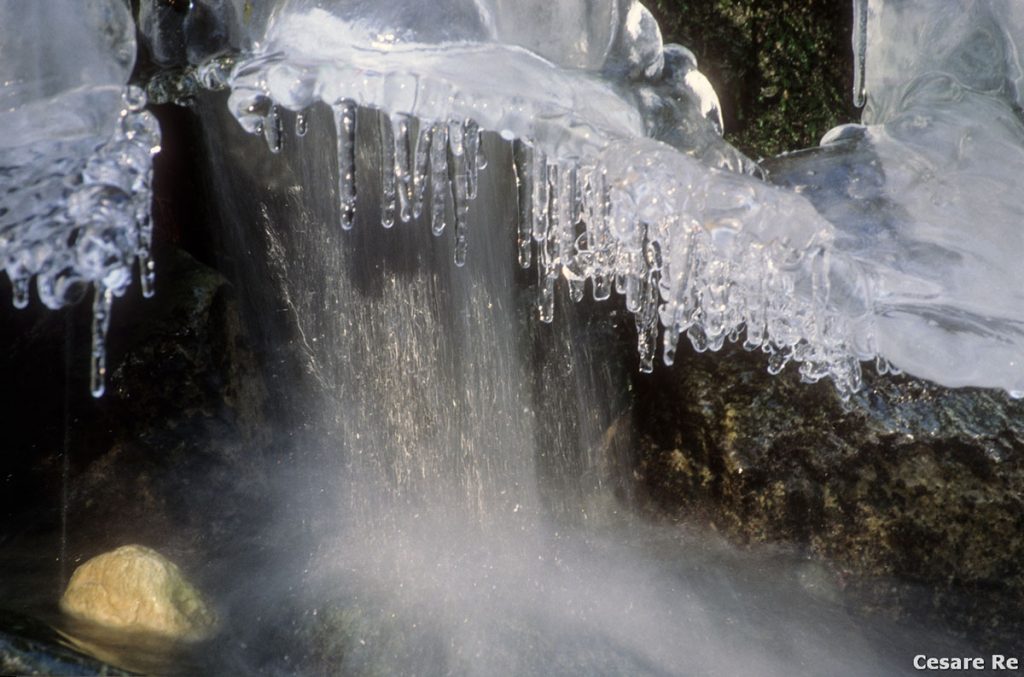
[0,610,135,676]
[631,339,1024,651]
[0,244,271,672]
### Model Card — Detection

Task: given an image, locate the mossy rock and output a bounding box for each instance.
[631,340,1024,651]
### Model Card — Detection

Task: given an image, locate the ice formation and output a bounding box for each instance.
[4,0,1024,397]
[768,0,1024,394]
[206,0,864,393]
[0,0,160,396]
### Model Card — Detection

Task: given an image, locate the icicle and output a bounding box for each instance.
[624,275,641,313]
[295,111,308,137]
[451,135,471,266]
[429,123,449,236]
[136,210,156,298]
[123,84,157,301]
[557,165,585,302]
[11,274,30,309]
[588,170,613,302]
[663,317,680,367]
[134,217,156,302]
[637,321,657,372]
[448,119,465,157]
[567,165,582,226]
[688,324,710,353]
[538,264,555,324]
[391,113,414,223]
[742,296,767,351]
[512,140,534,269]
[568,279,586,302]
[412,124,432,219]
[557,164,583,290]
[767,347,791,375]
[534,161,564,321]
[446,117,469,259]
[547,161,561,262]
[138,254,156,298]
[333,100,357,230]
[263,104,283,153]
[853,0,868,108]
[663,224,698,365]
[475,124,488,170]
[531,150,549,242]
[615,273,627,296]
[463,119,481,200]
[90,284,113,398]
[379,112,397,228]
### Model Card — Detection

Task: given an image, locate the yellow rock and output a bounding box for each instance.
[60,544,217,641]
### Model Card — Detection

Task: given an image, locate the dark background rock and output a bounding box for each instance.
[64,244,270,559]
[0,237,272,673]
[630,341,1024,651]
[0,224,280,672]
[0,610,136,676]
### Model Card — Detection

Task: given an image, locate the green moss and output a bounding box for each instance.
[647,0,859,158]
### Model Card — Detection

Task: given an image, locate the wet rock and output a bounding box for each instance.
[631,341,1024,651]
[61,244,271,558]
[0,243,270,672]
[60,545,217,641]
[0,243,268,546]
[0,610,135,676]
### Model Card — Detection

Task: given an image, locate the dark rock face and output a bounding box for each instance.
[0,241,281,672]
[0,610,135,676]
[0,244,270,665]
[65,245,269,559]
[631,341,1024,650]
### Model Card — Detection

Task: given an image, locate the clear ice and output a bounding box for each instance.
[0,0,161,397]
[5,0,1024,397]
[768,0,1024,394]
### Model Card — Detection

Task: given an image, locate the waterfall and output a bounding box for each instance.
[177,90,959,677]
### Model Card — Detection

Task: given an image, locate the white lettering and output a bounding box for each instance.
[913,655,988,670]
[992,655,1020,670]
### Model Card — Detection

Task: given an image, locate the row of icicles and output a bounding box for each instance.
[239,96,874,398]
